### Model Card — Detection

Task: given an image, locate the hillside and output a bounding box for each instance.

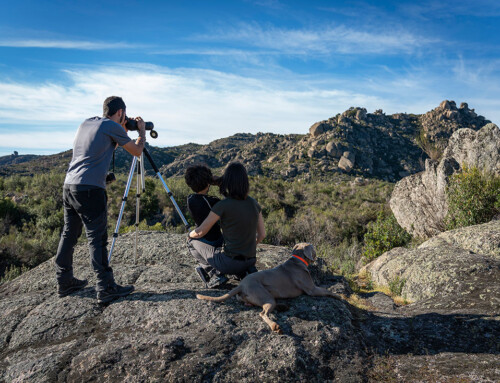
[0,100,489,182]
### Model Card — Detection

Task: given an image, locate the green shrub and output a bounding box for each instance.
[445,165,500,230]
[362,211,411,261]
[388,275,406,296]
[0,264,29,284]
[120,220,165,234]
[317,237,362,277]
[0,197,22,223]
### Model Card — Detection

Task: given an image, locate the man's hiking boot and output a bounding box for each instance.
[97,283,134,304]
[58,277,88,297]
[195,266,211,287]
[207,274,228,289]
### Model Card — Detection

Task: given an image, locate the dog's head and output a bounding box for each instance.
[292,243,316,263]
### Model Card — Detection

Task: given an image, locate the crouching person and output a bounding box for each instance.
[188,162,265,288]
[185,164,224,288]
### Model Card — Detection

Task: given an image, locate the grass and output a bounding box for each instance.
[350,270,411,307]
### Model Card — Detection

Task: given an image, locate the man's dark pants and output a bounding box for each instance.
[55,185,114,292]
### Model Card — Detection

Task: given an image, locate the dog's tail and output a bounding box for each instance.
[196,286,242,303]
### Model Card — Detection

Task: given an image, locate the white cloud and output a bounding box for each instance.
[0,65,382,154]
[196,23,438,55]
[0,63,498,156]
[0,39,139,50]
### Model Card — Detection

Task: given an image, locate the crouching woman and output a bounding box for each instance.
[188,162,265,287]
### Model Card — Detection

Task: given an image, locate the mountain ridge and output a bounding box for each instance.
[1,100,490,182]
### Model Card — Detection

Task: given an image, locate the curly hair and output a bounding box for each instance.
[185,164,214,193]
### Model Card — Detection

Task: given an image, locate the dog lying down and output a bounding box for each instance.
[196,243,342,334]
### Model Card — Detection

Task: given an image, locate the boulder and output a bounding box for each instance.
[439,100,455,110]
[325,141,340,157]
[443,123,500,175]
[309,122,327,137]
[390,123,500,238]
[362,220,500,305]
[338,151,356,173]
[355,109,367,121]
[421,219,500,260]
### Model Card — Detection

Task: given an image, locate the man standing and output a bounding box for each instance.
[55,96,146,303]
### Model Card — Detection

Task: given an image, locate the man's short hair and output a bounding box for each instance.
[185,164,214,193]
[103,96,126,117]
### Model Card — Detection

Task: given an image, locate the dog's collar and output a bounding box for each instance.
[292,254,309,267]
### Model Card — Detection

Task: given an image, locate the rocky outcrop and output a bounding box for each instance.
[390,123,500,238]
[419,100,489,150]
[1,232,499,382]
[2,101,491,183]
[362,220,500,305]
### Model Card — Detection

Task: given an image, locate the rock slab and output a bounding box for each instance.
[1,232,499,382]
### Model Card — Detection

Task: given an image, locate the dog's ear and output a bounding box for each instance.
[293,243,316,262]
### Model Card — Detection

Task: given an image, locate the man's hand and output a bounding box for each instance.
[122,117,147,157]
[135,117,146,139]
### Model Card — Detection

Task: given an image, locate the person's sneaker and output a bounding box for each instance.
[207,274,228,289]
[97,283,134,304]
[195,266,210,287]
[58,277,88,298]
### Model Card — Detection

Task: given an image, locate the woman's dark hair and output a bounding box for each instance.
[219,162,249,200]
[185,164,214,192]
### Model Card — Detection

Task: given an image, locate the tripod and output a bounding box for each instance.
[108,147,189,264]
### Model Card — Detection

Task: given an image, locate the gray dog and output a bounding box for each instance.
[196,243,342,333]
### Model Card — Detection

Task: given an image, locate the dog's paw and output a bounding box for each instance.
[271,323,283,334]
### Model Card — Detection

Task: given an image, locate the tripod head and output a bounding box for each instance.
[126,117,158,138]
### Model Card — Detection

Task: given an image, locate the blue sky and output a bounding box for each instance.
[1,0,499,155]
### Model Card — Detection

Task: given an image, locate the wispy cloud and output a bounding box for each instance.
[0,65,382,153]
[0,39,140,50]
[196,23,438,55]
[0,62,498,156]
[245,0,284,10]
[400,0,500,19]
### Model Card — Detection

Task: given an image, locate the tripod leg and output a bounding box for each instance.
[108,156,137,263]
[140,153,146,193]
[134,155,142,264]
[142,148,190,231]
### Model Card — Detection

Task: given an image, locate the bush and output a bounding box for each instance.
[362,211,411,261]
[445,165,500,230]
[0,264,29,284]
[388,275,406,296]
[120,220,165,234]
[318,237,362,277]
